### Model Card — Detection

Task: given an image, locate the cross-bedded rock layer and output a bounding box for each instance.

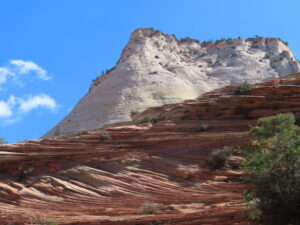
[2,73,300,224]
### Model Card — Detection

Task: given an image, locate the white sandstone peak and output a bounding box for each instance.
[43,28,300,137]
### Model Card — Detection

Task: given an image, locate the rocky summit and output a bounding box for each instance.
[44,28,300,137]
[1,73,300,224]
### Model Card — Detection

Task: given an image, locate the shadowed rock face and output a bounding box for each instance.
[44,28,300,137]
[1,74,300,224]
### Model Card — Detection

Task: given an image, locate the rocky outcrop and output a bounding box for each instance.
[2,73,300,224]
[44,28,300,137]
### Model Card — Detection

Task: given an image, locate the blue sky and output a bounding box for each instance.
[1,0,300,143]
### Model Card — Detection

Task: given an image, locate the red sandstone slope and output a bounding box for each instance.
[2,73,300,224]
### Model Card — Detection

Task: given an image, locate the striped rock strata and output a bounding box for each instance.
[1,74,300,224]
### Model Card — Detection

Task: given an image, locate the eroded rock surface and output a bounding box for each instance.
[44,28,300,137]
[2,74,300,224]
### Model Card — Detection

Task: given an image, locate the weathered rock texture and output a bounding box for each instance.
[44,28,300,137]
[2,73,300,224]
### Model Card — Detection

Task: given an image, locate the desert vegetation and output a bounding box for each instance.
[140,201,156,215]
[179,37,200,44]
[242,113,300,225]
[148,28,161,37]
[135,116,158,124]
[30,214,58,225]
[234,83,253,95]
[207,147,233,170]
[92,66,116,85]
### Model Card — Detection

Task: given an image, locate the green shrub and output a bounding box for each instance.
[140,201,156,215]
[180,37,200,44]
[130,110,138,117]
[136,116,158,124]
[201,40,213,47]
[171,34,178,41]
[148,28,160,37]
[282,40,289,46]
[18,167,34,180]
[30,215,57,225]
[215,38,225,44]
[207,147,233,170]
[242,113,300,225]
[234,83,252,95]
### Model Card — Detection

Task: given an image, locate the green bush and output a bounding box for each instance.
[180,37,200,44]
[171,34,178,41]
[201,40,213,47]
[242,113,300,225]
[234,83,252,95]
[30,215,57,225]
[18,167,34,180]
[136,116,158,124]
[130,110,138,118]
[148,28,160,37]
[140,201,156,215]
[207,147,233,170]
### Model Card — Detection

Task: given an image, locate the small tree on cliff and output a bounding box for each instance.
[243,113,300,225]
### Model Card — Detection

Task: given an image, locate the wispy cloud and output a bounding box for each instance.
[0,101,12,118]
[10,60,51,81]
[0,59,51,88]
[0,59,59,125]
[0,67,12,85]
[19,94,57,113]
[0,94,58,125]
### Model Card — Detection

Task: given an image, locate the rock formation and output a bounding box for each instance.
[2,73,300,224]
[44,28,300,137]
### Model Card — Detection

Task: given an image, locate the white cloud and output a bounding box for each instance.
[10,60,51,81]
[0,101,12,118]
[0,60,58,126]
[0,59,51,89]
[19,94,57,113]
[0,67,12,85]
[0,94,58,124]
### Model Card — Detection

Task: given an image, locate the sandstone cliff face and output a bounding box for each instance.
[44,28,300,137]
[1,74,300,224]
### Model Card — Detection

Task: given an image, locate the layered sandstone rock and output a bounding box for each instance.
[2,73,300,224]
[44,28,300,137]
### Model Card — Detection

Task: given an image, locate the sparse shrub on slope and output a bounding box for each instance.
[30,214,58,225]
[242,113,300,225]
[180,37,200,44]
[148,28,160,37]
[234,83,253,95]
[207,147,233,170]
[136,116,158,124]
[140,201,156,215]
